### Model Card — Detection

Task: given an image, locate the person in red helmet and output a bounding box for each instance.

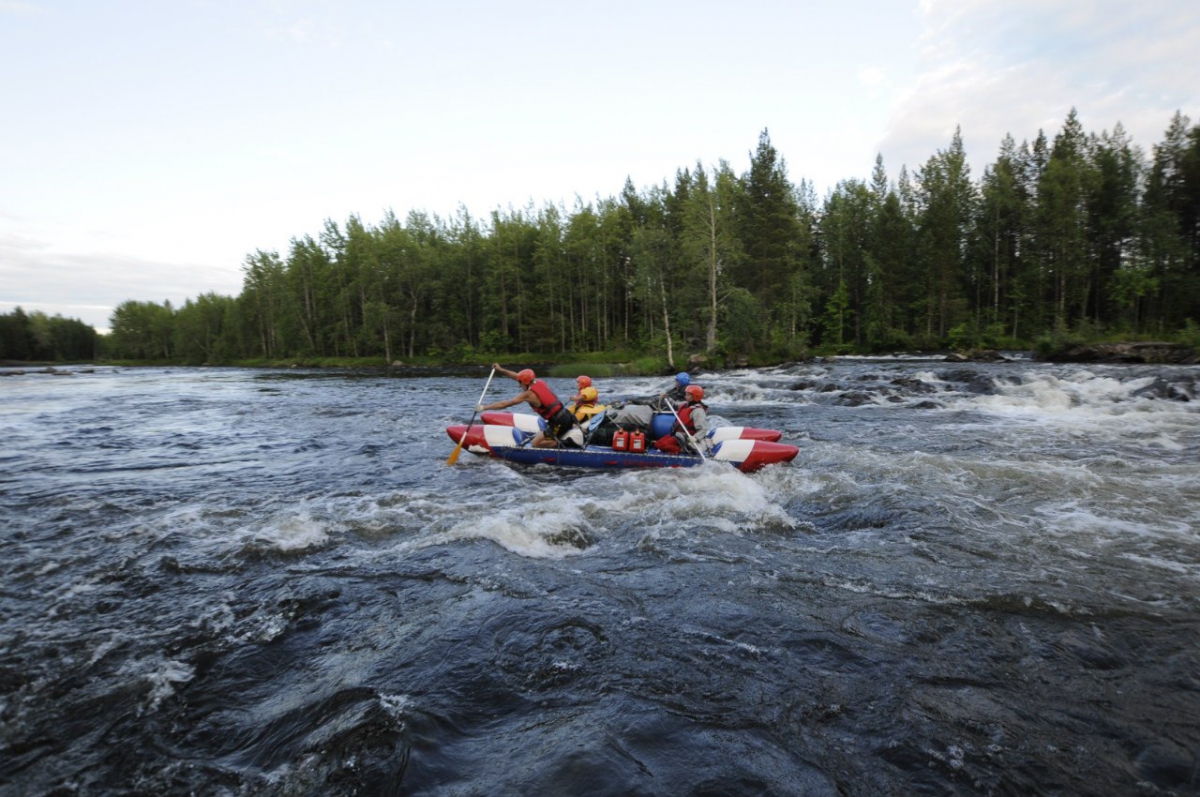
[566,374,598,416]
[480,363,583,448]
[569,386,607,424]
[654,384,711,455]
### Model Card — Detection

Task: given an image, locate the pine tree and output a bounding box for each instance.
[976,133,1026,336]
[916,127,975,340]
[733,129,805,349]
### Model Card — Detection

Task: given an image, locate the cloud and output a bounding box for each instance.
[878,0,1200,175]
[0,1,43,15]
[265,15,346,47]
[858,67,888,89]
[0,232,241,332]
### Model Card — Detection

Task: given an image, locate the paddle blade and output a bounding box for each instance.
[447,437,466,465]
[449,370,493,465]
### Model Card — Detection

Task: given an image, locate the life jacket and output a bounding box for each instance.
[528,379,565,421]
[573,402,607,423]
[674,401,708,434]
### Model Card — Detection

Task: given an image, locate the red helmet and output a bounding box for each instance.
[517,368,536,386]
[576,375,592,389]
[685,385,704,401]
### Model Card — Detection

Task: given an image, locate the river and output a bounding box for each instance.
[2,359,1198,796]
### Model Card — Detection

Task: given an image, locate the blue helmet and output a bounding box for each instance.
[675,372,690,386]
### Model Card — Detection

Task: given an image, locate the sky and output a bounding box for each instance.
[2,0,1199,333]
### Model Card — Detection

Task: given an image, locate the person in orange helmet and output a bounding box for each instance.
[567,374,601,418]
[479,364,583,448]
[653,384,711,455]
[569,386,607,425]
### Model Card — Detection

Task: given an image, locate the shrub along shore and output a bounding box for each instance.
[11,334,1196,374]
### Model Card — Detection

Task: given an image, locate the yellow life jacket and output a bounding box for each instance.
[573,402,607,423]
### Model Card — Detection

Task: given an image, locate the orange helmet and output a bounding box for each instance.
[580,386,598,403]
[576,375,592,389]
[685,385,704,401]
[517,368,536,386]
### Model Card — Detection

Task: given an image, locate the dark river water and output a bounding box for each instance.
[2,360,1198,796]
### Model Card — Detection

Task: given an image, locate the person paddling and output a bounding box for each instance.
[653,384,711,455]
[479,364,583,449]
[658,371,691,409]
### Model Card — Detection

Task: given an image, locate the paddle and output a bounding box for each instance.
[666,400,706,462]
[448,367,496,465]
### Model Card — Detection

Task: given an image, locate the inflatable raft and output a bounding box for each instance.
[446,413,799,473]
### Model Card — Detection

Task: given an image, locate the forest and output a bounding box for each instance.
[0,308,98,363]
[5,108,1199,367]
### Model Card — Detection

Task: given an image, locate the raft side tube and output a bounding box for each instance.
[483,424,527,448]
[481,411,543,433]
[711,439,800,472]
[445,424,489,454]
[445,424,527,455]
[709,426,783,443]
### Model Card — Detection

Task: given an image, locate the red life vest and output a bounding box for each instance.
[675,402,707,433]
[528,379,564,421]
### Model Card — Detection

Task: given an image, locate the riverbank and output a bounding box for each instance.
[1034,340,1200,364]
[7,339,1198,372]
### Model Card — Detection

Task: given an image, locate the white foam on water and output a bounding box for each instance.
[910,369,950,388]
[241,510,334,552]
[379,693,415,728]
[956,370,1198,455]
[430,501,595,559]
[1034,498,1197,542]
[44,578,102,619]
[588,462,797,533]
[371,460,800,560]
[1145,432,1185,451]
[1119,552,1193,575]
[146,658,195,712]
[192,593,290,647]
[36,560,63,576]
[196,595,238,636]
[974,371,1182,418]
[116,655,195,714]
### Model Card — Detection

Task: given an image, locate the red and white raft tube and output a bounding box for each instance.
[445,422,798,473]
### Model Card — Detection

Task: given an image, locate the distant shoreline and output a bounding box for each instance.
[5,342,1197,372]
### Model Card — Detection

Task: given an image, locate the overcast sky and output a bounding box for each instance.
[3,0,1198,333]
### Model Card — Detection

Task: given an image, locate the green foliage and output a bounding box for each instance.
[547,363,619,379]
[819,281,853,346]
[947,320,1006,350]
[108,300,176,360]
[1107,267,1160,332]
[1180,319,1200,349]
[90,112,1200,365]
[1033,319,1092,358]
[0,308,98,361]
[627,356,668,375]
[719,287,765,356]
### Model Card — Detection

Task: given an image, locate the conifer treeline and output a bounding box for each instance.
[0,308,98,362]
[100,109,1200,364]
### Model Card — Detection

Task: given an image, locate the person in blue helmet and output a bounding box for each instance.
[657,371,691,409]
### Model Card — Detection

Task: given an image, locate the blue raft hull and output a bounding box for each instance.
[491,444,704,470]
[446,424,799,473]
